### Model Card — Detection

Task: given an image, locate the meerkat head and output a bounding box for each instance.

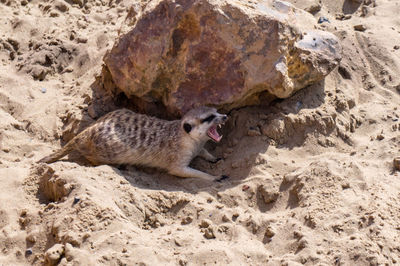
[181,106,228,143]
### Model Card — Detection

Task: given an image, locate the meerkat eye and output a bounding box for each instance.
[201,114,216,123]
[183,123,192,133]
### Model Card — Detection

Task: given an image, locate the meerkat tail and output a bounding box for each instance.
[37,141,75,164]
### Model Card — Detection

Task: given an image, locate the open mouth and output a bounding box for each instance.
[207,124,222,142]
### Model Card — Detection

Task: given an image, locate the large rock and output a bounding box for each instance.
[103,0,341,116]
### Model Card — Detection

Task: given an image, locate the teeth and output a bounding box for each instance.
[218,124,221,129]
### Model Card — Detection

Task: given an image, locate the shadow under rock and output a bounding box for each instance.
[58,76,272,194]
[58,67,328,195]
[108,113,267,194]
[273,79,326,115]
[81,104,273,194]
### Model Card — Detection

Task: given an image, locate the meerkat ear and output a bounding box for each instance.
[183,123,192,133]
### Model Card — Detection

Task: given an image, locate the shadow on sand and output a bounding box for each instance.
[57,72,327,195]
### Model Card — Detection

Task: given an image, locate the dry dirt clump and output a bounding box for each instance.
[0,0,400,265]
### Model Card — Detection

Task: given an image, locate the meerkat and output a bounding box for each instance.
[38,106,229,181]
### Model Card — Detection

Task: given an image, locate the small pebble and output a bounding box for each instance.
[341,182,350,189]
[77,37,88,44]
[49,11,59,18]
[73,197,80,205]
[305,4,321,13]
[318,17,330,24]
[41,88,47,93]
[181,216,193,225]
[394,157,400,171]
[265,225,275,238]
[203,227,215,239]
[222,214,230,222]
[354,24,367,32]
[199,219,212,228]
[335,13,345,20]
[174,238,182,247]
[26,234,36,243]
[25,248,33,256]
[242,185,250,191]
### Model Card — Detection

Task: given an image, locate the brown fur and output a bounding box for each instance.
[38,107,228,181]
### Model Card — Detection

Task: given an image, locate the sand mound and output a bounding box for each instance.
[0,0,399,265]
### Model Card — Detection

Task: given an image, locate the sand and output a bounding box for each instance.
[0,0,400,265]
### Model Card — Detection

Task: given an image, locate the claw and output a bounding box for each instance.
[215,175,230,182]
[210,157,222,163]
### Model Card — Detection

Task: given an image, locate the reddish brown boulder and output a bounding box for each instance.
[103,0,342,116]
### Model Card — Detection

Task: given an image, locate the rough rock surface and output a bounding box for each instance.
[103,0,342,116]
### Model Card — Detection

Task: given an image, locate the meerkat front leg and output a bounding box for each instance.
[169,166,219,181]
[198,148,221,163]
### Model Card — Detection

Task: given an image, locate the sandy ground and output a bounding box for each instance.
[0,0,400,265]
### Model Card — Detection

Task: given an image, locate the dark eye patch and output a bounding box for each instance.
[183,123,192,133]
[201,114,216,123]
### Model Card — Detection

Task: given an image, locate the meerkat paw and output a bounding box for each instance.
[209,157,223,163]
[198,148,220,162]
[215,175,230,182]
